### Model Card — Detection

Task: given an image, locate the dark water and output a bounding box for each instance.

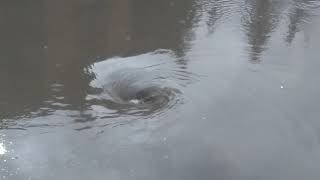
[1,0,320,179]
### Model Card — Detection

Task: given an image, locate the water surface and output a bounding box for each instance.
[1,0,320,179]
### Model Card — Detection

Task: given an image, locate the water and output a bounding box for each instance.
[1,0,320,179]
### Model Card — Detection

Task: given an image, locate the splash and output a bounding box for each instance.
[86,49,193,117]
[0,142,6,155]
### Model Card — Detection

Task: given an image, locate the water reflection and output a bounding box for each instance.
[200,0,237,34]
[1,0,320,180]
[286,0,320,44]
[0,0,197,122]
[241,0,281,63]
[0,0,319,127]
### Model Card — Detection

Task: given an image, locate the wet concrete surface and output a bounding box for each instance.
[1,0,320,179]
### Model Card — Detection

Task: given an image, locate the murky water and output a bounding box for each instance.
[1,0,320,179]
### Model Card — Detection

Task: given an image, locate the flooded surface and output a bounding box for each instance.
[1,0,320,179]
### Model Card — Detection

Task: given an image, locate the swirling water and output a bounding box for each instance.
[1,0,320,179]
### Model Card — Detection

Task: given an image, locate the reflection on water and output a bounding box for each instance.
[0,0,198,123]
[1,0,320,179]
[0,0,317,124]
[200,0,238,34]
[241,0,282,63]
[286,0,320,44]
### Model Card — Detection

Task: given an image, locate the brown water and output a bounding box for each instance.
[1,0,320,179]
